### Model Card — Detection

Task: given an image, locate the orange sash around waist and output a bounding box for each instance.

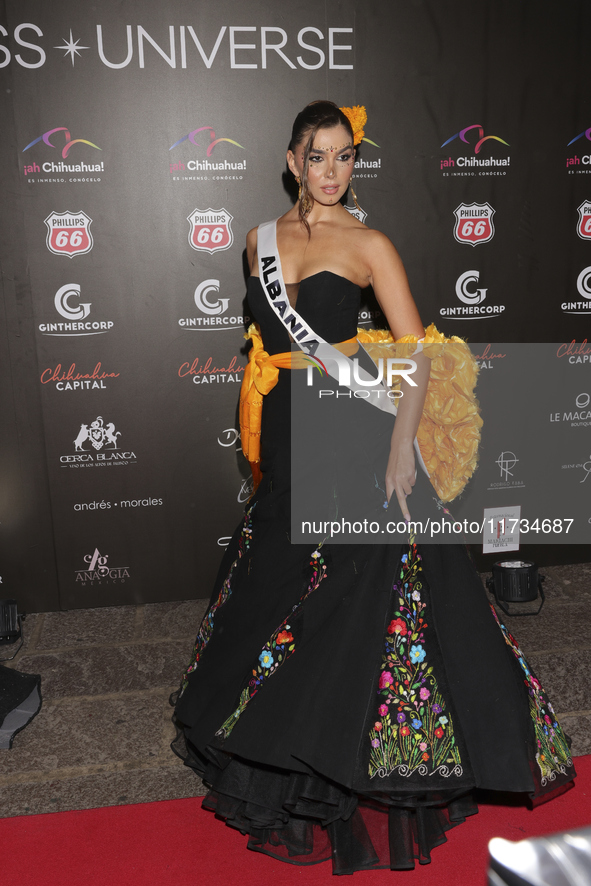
[239,324,357,489]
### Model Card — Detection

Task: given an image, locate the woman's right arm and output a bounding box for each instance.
[246,227,258,275]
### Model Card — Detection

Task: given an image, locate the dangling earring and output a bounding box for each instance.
[295,175,301,199]
[350,182,361,213]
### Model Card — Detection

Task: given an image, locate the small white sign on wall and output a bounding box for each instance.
[482,505,521,554]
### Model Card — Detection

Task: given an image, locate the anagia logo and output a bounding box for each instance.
[441,125,509,154]
[170,125,243,156]
[75,548,130,584]
[45,211,93,257]
[577,201,591,240]
[453,203,495,246]
[23,127,101,159]
[188,208,233,253]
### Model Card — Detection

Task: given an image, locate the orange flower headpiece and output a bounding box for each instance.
[339,105,367,146]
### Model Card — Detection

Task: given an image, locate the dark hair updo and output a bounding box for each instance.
[289,101,354,229]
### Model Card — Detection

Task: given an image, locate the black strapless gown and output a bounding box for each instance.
[173,272,575,874]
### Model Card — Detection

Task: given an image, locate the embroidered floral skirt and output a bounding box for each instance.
[172,461,575,873]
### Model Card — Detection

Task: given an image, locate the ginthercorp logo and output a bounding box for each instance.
[169,125,245,181]
[577,201,591,239]
[45,211,93,257]
[38,283,114,336]
[75,548,130,585]
[453,203,495,246]
[22,126,103,179]
[562,266,591,315]
[566,129,591,173]
[187,208,233,253]
[440,124,510,177]
[439,271,505,318]
[550,392,591,428]
[178,279,249,330]
[61,416,137,467]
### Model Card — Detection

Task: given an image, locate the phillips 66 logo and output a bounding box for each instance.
[188,208,233,254]
[45,211,93,257]
[453,203,495,246]
[577,201,591,240]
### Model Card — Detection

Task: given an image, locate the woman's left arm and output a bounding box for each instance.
[365,231,428,521]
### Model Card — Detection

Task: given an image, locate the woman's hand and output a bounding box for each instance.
[385,440,416,522]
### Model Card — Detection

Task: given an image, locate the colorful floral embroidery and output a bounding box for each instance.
[369,544,462,779]
[490,605,573,785]
[178,505,254,695]
[216,546,327,739]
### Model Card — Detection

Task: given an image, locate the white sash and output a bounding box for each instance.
[256,219,430,476]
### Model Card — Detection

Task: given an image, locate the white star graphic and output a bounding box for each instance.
[54,29,89,66]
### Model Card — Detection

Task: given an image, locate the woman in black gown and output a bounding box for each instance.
[172,101,575,874]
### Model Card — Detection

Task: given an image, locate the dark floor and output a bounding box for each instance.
[2,562,591,818]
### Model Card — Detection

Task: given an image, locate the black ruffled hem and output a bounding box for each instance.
[203,787,478,874]
[172,723,478,874]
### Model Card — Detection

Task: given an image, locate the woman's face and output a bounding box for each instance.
[287,124,355,207]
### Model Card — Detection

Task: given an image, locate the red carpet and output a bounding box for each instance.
[2,757,590,886]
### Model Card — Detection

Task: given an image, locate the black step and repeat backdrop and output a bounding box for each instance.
[1,0,590,611]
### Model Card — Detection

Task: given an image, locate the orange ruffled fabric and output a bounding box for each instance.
[240,323,482,502]
[357,323,482,502]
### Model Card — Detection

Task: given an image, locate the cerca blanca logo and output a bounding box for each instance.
[179,279,249,330]
[439,271,506,318]
[38,283,114,336]
[60,416,137,468]
[75,548,129,585]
